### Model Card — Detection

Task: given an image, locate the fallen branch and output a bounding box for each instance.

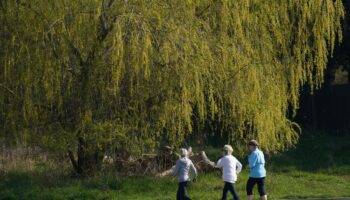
[157,165,176,177]
[155,147,217,177]
[112,146,217,176]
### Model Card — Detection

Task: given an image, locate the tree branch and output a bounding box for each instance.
[0,83,18,98]
[195,0,219,17]
[108,0,116,8]
[0,0,4,11]
[68,150,82,174]
[45,34,79,77]
[0,83,58,111]
[97,0,120,42]
[18,2,50,25]
[63,35,84,66]
[101,0,108,32]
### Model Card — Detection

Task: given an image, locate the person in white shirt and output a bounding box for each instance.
[216,145,243,200]
[173,148,197,200]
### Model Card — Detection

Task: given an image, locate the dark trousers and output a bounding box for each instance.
[222,182,240,200]
[246,177,266,196]
[177,181,191,200]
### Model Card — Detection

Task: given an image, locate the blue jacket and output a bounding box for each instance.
[248,148,266,178]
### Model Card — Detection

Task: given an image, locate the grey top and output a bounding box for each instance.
[173,157,197,182]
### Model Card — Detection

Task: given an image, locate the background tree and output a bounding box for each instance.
[0,0,345,174]
[295,0,350,131]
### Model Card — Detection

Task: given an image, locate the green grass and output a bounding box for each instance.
[1,133,350,200]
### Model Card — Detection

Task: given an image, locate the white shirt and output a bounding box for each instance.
[216,155,242,183]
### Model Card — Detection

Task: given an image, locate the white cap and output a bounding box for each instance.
[223,145,233,154]
[180,148,188,157]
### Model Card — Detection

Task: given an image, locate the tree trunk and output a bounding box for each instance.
[311,94,318,129]
[68,150,82,174]
[68,136,103,175]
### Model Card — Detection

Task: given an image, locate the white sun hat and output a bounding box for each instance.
[180,148,188,157]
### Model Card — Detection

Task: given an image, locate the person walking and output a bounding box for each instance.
[173,148,197,200]
[246,140,267,200]
[216,145,243,200]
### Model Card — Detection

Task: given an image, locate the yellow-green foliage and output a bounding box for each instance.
[0,0,344,153]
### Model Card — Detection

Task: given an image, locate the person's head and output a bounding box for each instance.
[248,139,258,152]
[180,148,188,158]
[222,145,233,156]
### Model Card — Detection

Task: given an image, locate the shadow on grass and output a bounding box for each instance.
[0,169,177,200]
[0,170,124,199]
[268,132,350,174]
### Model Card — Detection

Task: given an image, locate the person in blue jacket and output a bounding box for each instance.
[246,140,267,200]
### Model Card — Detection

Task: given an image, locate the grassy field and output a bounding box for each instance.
[1,133,350,200]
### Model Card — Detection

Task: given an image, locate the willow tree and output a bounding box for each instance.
[0,0,344,173]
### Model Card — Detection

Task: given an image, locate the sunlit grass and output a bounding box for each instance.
[1,134,350,199]
[1,170,349,200]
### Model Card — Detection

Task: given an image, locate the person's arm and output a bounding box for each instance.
[236,158,242,174]
[216,158,223,168]
[190,161,197,179]
[248,152,258,169]
[173,160,180,176]
[260,151,266,164]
